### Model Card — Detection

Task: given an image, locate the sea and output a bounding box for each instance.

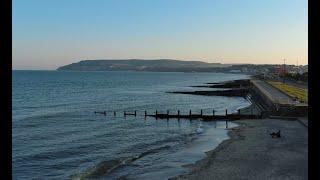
[12,70,250,180]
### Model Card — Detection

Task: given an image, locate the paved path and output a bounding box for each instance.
[251,80,296,105]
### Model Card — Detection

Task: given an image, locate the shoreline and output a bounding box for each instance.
[169,121,246,180]
[171,118,308,180]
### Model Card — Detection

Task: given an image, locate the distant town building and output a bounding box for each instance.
[241,67,248,73]
[274,66,287,75]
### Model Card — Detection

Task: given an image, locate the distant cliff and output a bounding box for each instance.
[57,59,230,72]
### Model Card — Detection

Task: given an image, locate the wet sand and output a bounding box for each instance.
[172,118,308,180]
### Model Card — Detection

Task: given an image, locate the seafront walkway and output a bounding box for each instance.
[251,79,308,117]
[251,79,299,105]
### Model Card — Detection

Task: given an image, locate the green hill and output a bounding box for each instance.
[57,59,229,72]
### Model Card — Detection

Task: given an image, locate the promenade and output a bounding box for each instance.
[251,79,301,106]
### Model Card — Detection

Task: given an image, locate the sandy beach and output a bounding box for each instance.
[172,118,308,180]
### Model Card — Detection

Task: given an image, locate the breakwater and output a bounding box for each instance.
[169,88,249,97]
[94,109,261,127]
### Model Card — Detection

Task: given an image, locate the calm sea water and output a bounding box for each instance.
[13,70,250,180]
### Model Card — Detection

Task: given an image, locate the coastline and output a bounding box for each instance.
[171,118,308,180]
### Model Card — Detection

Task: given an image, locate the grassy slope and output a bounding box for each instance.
[267,81,308,103]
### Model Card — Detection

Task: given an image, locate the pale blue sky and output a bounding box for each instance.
[13,0,308,70]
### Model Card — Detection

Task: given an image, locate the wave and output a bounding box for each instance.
[71,145,171,180]
[13,110,87,125]
[16,102,77,109]
[71,132,200,180]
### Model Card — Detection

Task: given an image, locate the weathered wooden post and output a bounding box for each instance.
[145,110,147,117]
[134,110,137,116]
[167,110,169,115]
[226,119,228,128]
[104,111,106,116]
[114,111,116,116]
[225,109,228,116]
[201,109,203,116]
[124,111,126,117]
[178,110,180,117]
[156,110,158,116]
[213,109,215,116]
[189,110,192,116]
[238,109,240,115]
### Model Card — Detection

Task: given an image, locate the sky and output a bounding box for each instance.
[13,0,308,70]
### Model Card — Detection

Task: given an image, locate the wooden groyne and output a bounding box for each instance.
[148,113,259,121]
[167,78,251,97]
[192,79,251,88]
[168,88,249,97]
[94,109,262,121]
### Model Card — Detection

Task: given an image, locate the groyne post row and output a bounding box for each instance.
[96,109,220,117]
[123,111,137,116]
[94,109,261,121]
